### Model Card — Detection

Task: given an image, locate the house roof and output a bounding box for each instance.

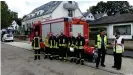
[93,13,105,19]
[89,13,133,25]
[23,1,62,21]
[82,11,91,17]
[82,12,107,20]
[82,12,88,17]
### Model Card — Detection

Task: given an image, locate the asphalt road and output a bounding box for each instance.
[1,43,116,75]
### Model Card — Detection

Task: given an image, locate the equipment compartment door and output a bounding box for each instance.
[51,22,64,36]
[42,24,50,40]
[72,24,83,37]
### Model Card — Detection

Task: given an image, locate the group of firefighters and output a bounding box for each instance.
[32,30,85,65]
[32,29,124,70]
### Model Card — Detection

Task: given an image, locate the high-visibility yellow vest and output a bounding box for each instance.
[113,37,124,53]
[96,34,107,49]
[33,37,40,50]
[44,37,49,47]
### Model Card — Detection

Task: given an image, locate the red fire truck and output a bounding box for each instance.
[30,17,89,42]
[30,17,97,62]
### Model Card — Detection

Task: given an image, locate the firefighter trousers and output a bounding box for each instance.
[76,49,84,59]
[67,48,76,58]
[34,49,40,60]
[113,52,116,67]
[115,53,122,69]
[59,47,67,59]
[45,47,50,55]
[96,47,106,67]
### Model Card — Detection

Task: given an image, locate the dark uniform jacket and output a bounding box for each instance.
[68,36,76,47]
[32,37,41,49]
[48,36,56,48]
[76,36,85,47]
[58,34,68,47]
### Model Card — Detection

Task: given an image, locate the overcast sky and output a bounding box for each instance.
[5,0,133,18]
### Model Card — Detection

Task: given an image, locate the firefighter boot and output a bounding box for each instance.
[63,57,67,62]
[44,54,48,59]
[34,55,37,60]
[73,57,76,63]
[55,55,59,60]
[70,57,74,62]
[59,57,63,61]
[80,59,84,65]
[48,54,51,59]
[49,55,53,60]
[76,58,80,64]
[38,55,40,60]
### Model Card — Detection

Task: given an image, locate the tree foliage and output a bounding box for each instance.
[89,1,133,16]
[1,1,18,28]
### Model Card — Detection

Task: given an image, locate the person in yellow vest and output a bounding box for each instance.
[111,32,124,70]
[32,32,41,60]
[95,29,108,68]
[44,33,50,59]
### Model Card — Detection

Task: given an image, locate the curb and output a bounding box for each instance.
[84,63,124,75]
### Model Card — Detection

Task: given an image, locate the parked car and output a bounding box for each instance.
[2,34,14,42]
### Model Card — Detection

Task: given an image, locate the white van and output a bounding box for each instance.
[2,34,14,42]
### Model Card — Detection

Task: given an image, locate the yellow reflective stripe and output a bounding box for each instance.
[63,39,65,43]
[79,46,83,49]
[80,41,82,45]
[54,40,55,46]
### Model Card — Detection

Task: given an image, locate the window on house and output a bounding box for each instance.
[113,25,131,35]
[91,16,93,18]
[68,10,73,17]
[68,1,72,4]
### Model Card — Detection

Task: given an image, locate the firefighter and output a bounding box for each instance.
[67,32,76,62]
[58,30,68,61]
[75,33,85,65]
[112,32,124,70]
[95,29,108,68]
[44,33,50,59]
[55,34,60,60]
[48,32,56,60]
[32,32,41,60]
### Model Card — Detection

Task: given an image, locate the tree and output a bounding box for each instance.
[14,18,22,26]
[88,1,133,16]
[1,1,18,28]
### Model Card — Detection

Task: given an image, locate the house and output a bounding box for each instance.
[22,1,83,31]
[11,20,19,30]
[83,11,95,21]
[89,13,133,40]
[83,11,107,23]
